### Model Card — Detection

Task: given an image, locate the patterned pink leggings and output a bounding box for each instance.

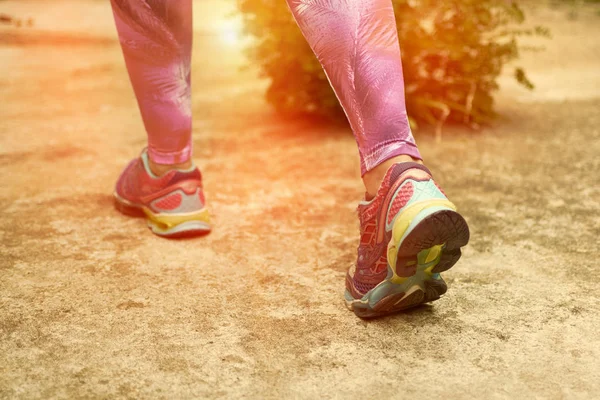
[110,0,420,175]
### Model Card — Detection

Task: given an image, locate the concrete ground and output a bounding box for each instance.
[1,1,599,399]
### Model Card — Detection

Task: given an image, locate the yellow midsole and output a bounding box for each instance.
[142,207,211,230]
[387,199,456,283]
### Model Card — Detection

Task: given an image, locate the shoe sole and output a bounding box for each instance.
[345,201,469,318]
[113,192,211,238]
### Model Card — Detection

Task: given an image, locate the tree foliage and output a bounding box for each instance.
[238,0,549,132]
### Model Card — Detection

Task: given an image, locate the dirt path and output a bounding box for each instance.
[1,1,599,399]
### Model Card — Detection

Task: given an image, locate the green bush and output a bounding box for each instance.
[237,0,549,135]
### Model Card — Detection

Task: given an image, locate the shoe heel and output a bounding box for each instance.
[387,200,456,276]
[113,192,145,217]
[392,207,469,277]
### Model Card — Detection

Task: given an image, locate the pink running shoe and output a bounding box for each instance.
[345,162,470,318]
[113,149,211,238]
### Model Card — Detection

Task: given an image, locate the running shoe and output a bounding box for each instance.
[345,162,469,318]
[113,149,211,238]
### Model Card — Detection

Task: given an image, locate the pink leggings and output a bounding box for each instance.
[110,0,421,175]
